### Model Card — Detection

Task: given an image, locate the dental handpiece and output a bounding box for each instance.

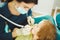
[0,14,25,28]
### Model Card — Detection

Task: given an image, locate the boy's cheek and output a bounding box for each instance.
[32,28,38,35]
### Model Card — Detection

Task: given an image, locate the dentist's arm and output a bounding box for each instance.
[0,19,18,40]
[0,21,13,40]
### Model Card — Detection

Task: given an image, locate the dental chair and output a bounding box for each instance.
[56,13,60,40]
[53,7,60,40]
[34,15,55,25]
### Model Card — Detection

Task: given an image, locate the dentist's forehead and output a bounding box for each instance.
[24,3,35,8]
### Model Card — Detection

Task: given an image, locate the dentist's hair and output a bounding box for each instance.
[7,0,38,4]
[34,20,56,40]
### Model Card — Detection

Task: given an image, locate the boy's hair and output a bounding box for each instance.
[36,20,56,40]
[7,0,38,4]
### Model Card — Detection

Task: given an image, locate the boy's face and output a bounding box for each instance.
[32,22,44,35]
[32,21,45,40]
[32,24,40,40]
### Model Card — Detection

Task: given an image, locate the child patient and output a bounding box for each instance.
[32,20,56,40]
[15,20,56,40]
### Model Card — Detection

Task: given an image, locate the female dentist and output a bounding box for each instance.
[0,0,38,40]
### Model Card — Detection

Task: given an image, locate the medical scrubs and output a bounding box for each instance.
[0,3,32,40]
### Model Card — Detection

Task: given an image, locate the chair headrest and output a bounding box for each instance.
[56,13,60,26]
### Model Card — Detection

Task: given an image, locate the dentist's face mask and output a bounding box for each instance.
[15,7,28,14]
[14,2,35,14]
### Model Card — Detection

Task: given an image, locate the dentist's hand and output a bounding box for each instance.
[22,25,32,35]
[27,16,35,26]
[12,28,19,38]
